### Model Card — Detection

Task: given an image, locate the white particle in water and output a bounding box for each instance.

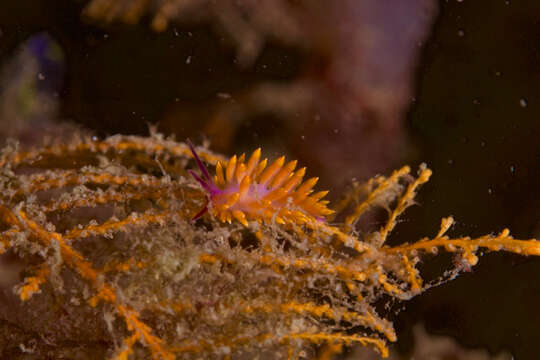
[519,98,528,107]
[216,92,231,99]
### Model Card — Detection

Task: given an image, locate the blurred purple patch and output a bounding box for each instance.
[25,32,65,93]
[297,0,438,190]
[0,32,73,146]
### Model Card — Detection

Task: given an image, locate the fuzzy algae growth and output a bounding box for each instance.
[0,134,538,359]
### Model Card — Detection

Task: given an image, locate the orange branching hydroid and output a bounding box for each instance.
[188,140,333,226]
[1,135,539,359]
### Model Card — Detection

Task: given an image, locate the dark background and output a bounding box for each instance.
[398,1,540,359]
[0,0,539,359]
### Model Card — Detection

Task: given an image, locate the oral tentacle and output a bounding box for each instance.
[187,139,212,182]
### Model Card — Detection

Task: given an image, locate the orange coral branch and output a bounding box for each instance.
[401,254,422,293]
[305,219,374,254]
[283,333,389,358]
[64,210,170,240]
[3,136,224,169]
[17,263,50,301]
[317,342,344,360]
[42,185,178,213]
[14,170,165,198]
[243,301,396,342]
[344,165,411,231]
[169,333,272,355]
[103,257,145,274]
[378,165,432,245]
[330,175,386,220]
[200,252,369,283]
[387,228,540,265]
[117,305,175,360]
[112,333,140,360]
[11,208,173,360]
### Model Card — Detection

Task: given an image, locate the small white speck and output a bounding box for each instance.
[216,92,231,99]
[186,56,192,64]
[37,73,45,80]
[519,98,528,107]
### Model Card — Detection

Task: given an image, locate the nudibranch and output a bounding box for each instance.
[187,140,334,226]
